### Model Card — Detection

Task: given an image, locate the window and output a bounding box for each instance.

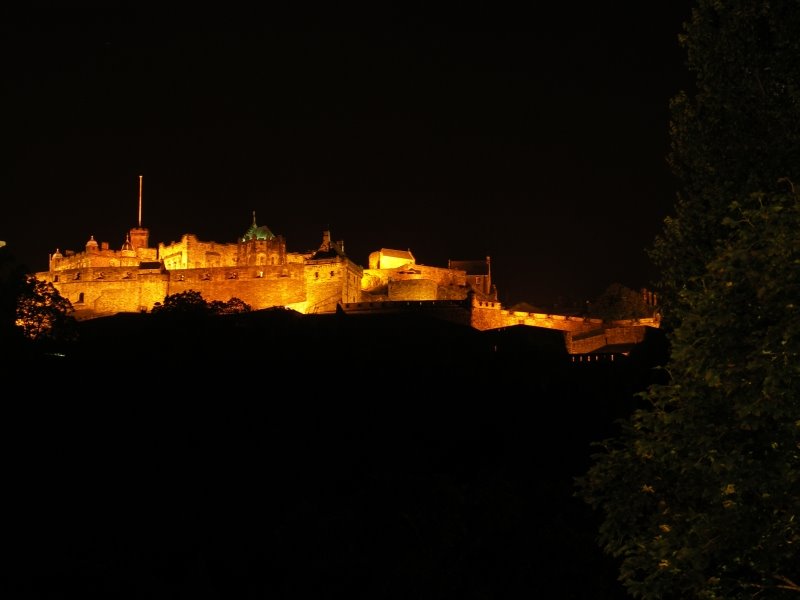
[78,292,84,303]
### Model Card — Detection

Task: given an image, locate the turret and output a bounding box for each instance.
[86,235,99,253]
[50,248,63,270]
[121,233,136,257]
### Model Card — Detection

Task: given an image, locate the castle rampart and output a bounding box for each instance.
[566,325,651,354]
[39,267,170,319]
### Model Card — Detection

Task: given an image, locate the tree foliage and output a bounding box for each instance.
[15,275,76,343]
[651,0,800,326]
[591,283,652,322]
[152,290,210,317]
[152,291,251,318]
[1,248,75,357]
[0,247,28,351]
[578,192,800,599]
[209,297,251,315]
[579,1,800,597]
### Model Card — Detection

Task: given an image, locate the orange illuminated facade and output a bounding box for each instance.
[34,208,658,353]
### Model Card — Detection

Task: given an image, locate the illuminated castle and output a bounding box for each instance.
[37,211,497,319]
[35,180,659,354]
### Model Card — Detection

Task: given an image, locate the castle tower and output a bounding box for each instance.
[50,248,63,271]
[237,211,283,267]
[129,227,149,251]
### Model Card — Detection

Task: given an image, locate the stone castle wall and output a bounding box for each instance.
[435,284,469,301]
[163,264,307,310]
[42,268,169,318]
[388,279,439,301]
[470,300,610,333]
[38,263,309,319]
[566,325,651,354]
[159,234,239,270]
[362,264,465,294]
[304,259,362,313]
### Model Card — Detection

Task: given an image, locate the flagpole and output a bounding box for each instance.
[138,174,143,228]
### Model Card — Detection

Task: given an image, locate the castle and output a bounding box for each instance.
[35,186,659,355]
[37,214,497,322]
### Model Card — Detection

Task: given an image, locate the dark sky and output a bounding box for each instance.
[3,4,693,308]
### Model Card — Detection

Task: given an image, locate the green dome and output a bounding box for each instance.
[241,211,275,242]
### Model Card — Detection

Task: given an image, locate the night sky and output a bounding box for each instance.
[4,4,693,308]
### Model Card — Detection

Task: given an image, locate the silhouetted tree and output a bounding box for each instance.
[15,275,76,345]
[578,190,800,599]
[578,0,800,593]
[591,283,651,322]
[650,0,800,328]
[151,290,210,318]
[152,291,253,319]
[0,246,28,352]
[209,297,251,315]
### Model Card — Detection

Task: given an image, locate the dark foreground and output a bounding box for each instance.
[3,310,668,599]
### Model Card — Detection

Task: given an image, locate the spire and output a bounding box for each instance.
[252,210,257,227]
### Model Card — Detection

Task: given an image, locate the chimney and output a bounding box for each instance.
[320,229,331,251]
